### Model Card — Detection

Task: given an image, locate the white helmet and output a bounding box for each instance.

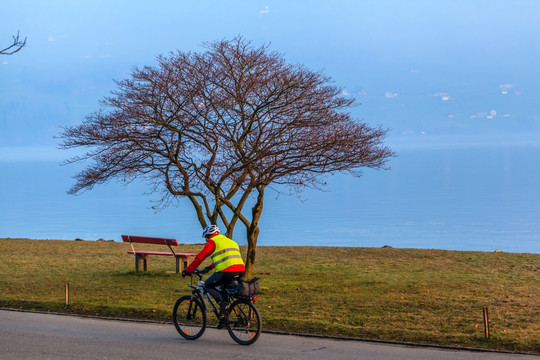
[202,225,220,238]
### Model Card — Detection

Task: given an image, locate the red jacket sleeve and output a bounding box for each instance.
[185,240,216,273]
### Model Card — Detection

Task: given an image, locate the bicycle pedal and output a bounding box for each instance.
[217,319,227,329]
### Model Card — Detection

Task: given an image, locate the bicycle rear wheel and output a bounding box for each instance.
[226,298,261,345]
[173,295,206,340]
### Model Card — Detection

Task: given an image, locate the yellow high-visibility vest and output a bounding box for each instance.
[210,234,244,271]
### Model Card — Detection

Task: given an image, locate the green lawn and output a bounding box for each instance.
[0,238,538,353]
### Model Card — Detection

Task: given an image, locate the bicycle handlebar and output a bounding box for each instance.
[184,268,206,279]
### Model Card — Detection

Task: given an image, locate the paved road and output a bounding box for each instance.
[0,309,535,360]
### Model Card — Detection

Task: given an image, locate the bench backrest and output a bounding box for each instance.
[121,235,179,246]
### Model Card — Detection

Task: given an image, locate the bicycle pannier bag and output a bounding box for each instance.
[241,277,259,296]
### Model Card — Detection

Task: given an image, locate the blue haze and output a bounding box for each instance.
[1,134,539,253]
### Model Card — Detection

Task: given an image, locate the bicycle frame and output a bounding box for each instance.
[188,284,221,318]
[186,274,235,321]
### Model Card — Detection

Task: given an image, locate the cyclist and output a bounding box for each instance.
[182,225,245,321]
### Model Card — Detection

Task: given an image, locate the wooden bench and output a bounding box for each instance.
[121,235,196,273]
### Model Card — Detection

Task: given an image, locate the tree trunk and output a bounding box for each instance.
[244,186,265,279]
[245,226,258,279]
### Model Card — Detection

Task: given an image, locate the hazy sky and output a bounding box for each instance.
[2,0,540,149]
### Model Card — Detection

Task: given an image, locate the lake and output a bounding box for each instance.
[1,134,539,254]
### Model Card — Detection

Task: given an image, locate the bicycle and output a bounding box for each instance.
[173,268,262,345]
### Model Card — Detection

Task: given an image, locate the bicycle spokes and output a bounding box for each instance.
[226,299,261,345]
[231,305,250,326]
[173,295,206,340]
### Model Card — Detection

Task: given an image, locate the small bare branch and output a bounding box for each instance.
[1,31,27,55]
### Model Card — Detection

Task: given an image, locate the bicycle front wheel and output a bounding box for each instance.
[173,295,206,340]
[226,298,261,345]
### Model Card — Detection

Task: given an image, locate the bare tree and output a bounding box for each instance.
[1,31,26,55]
[60,37,394,277]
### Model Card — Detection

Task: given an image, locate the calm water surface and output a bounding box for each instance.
[1,135,539,253]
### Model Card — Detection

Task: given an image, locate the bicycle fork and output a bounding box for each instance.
[186,293,206,320]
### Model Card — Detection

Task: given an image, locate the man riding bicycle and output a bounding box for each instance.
[182,225,245,320]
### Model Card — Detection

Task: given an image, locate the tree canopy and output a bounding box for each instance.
[60,37,394,277]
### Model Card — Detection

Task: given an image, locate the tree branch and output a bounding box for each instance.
[1,31,26,55]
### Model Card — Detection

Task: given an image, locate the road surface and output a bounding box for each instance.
[0,309,535,360]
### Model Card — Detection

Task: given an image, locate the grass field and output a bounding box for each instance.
[0,238,538,353]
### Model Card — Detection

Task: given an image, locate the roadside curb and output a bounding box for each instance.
[2,307,538,357]
[261,328,540,357]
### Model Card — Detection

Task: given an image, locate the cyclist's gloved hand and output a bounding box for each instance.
[182,270,190,278]
[201,266,212,274]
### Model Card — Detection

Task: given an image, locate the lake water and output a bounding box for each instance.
[1,134,539,254]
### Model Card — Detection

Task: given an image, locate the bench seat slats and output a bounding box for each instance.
[127,251,194,257]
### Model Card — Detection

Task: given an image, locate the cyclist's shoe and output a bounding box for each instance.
[217,316,227,330]
[219,301,229,315]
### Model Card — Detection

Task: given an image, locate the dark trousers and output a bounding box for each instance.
[205,271,245,304]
